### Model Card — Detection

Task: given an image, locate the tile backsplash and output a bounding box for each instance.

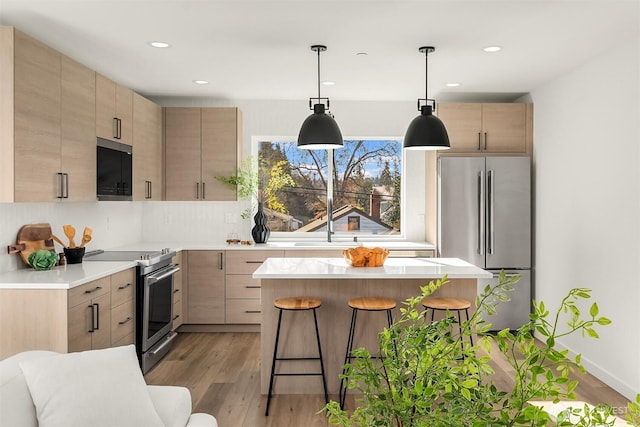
[0,201,248,273]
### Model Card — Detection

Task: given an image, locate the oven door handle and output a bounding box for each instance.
[146,265,180,284]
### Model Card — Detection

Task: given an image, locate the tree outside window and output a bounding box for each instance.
[257,139,402,235]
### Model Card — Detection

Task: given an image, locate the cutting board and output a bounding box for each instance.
[7,223,56,266]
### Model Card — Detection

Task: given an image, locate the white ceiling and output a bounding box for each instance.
[1,0,638,102]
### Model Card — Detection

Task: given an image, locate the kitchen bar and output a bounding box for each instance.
[253,257,492,394]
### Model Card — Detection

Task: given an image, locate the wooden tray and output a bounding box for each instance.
[7,223,56,266]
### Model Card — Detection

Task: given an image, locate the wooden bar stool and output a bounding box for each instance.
[421,297,473,346]
[265,297,328,416]
[339,296,396,409]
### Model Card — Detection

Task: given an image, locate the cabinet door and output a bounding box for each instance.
[68,301,93,352]
[13,30,61,202]
[115,84,133,145]
[67,292,111,351]
[481,104,527,153]
[186,250,225,324]
[133,94,162,200]
[96,73,117,141]
[436,103,482,153]
[201,108,240,201]
[165,108,202,200]
[61,55,96,201]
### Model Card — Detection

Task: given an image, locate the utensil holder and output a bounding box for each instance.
[63,247,85,264]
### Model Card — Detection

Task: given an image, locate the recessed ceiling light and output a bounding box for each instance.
[193,80,209,85]
[483,46,502,53]
[322,81,335,86]
[149,41,170,48]
[446,82,461,87]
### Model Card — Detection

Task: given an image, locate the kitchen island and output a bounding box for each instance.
[253,257,491,395]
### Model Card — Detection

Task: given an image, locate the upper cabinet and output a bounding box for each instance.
[133,93,162,200]
[96,73,133,145]
[0,27,96,202]
[436,103,532,154]
[164,107,241,201]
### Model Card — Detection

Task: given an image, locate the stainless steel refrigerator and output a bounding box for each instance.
[438,156,531,331]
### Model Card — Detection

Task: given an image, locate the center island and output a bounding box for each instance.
[253,257,492,395]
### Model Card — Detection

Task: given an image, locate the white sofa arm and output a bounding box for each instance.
[146,385,217,427]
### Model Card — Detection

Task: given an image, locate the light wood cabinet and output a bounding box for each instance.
[96,73,133,144]
[225,250,283,324]
[67,277,112,352]
[437,103,532,154]
[164,107,241,201]
[133,93,162,200]
[110,268,135,347]
[185,250,226,324]
[172,251,183,330]
[61,55,96,201]
[0,27,96,202]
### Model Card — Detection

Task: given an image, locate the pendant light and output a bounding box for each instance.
[403,46,450,150]
[297,45,343,149]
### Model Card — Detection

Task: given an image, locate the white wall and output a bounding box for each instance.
[531,37,640,400]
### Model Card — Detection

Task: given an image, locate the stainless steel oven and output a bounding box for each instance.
[85,248,180,373]
[139,258,180,373]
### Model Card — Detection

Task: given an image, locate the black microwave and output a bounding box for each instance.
[97,138,133,201]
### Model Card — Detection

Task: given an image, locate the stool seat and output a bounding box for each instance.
[422,297,471,311]
[348,296,396,311]
[275,297,321,310]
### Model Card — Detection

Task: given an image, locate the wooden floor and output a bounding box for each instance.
[144,332,630,427]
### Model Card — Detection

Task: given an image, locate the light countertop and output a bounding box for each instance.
[0,261,136,290]
[253,257,491,280]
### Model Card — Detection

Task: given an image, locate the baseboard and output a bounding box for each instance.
[177,324,260,333]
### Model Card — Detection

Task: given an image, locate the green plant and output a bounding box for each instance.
[323,272,639,426]
[215,155,295,219]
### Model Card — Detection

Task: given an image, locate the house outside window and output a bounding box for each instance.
[257,139,402,238]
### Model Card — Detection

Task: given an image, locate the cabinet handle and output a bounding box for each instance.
[202,182,206,199]
[88,304,95,332]
[118,316,133,325]
[244,310,261,314]
[94,303,100,330]
[173,288,180,294]
[195,182,200,199]
[112,117,119,139]
[477,132,481,151]
[118,283,132,290]
[218,252,224,270]
[173,314,180,321]
[57,173,64,198]
[84,286,102,294]
[245,285,261,289]
[148,181,152,199]
[64,173,69,199]
[484,132,488,150]
[245,261,264,264]
[117,118,122,139]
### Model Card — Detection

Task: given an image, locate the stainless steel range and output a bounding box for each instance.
[85,248,179,373]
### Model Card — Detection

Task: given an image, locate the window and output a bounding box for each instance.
[257,139,402,237]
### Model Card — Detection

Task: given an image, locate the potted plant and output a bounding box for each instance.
[324,272,640,426]
[215,155,295,243]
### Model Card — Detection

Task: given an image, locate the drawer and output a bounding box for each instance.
[110,268,135,307]
[226,274,261,299]
[112,332,134,348]
[172,299,183,330]
[68,276,110,308]
[111,299,134,343]
[225,250,284,274]
[225,299,261,324]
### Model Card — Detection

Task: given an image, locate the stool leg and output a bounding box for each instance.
[339,308,358,409]
[312,308,329,405]
[431,307,436,322]
[386,308,393,328]
[265,308,283,416]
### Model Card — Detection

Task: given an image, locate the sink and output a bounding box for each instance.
[292,241,357,247]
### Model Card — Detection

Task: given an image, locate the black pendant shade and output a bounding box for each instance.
[298,45,343,150]
[403,46,450,150]
[403,105,450,150]
[298,104,343,149]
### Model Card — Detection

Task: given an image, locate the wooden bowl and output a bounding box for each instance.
[343,247,389,267]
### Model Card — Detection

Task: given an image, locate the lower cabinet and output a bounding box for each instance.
[67,268,136,352]
[225,250,283,324]
[185,250,225,324]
